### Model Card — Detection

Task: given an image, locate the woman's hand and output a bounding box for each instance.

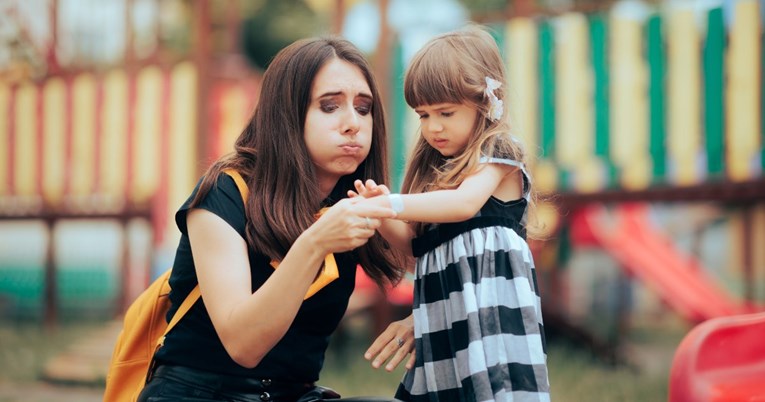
[365,313,415,372]
[305,197,395,254]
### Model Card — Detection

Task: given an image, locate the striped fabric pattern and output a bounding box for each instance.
[396,159,550,402]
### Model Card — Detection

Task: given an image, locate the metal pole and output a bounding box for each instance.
[376,0,390,107]
[47,0,59,74]
[43,218,57,330]
[193,0,212,176]
[225,0,241,54]
[333,0,346,36]
[742,206,754,304]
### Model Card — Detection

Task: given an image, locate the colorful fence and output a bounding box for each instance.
[390,1,763,195]
[0,61,258,319]
[0,1,763,320]
[0,63,259,243]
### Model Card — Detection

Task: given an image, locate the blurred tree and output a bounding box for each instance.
[0,17,47,81]
[460,0,507,15]
[459,0,657,17]
[239,0,327,70]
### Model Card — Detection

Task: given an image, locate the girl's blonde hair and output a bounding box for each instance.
[401,25,538,235]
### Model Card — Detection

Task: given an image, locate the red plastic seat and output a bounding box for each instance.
[668,311,765,402]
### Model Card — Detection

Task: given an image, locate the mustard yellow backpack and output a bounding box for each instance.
[103,169,248,402]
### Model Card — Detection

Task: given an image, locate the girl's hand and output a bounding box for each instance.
[348,179,391,199]
[305,197,394,254]
[365,314,415,372]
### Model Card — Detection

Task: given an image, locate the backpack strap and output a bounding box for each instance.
[159,169,249,342]
[224,168,250,200]
[164,286,200,337]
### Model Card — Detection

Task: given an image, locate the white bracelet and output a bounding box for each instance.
[388,194,404,214]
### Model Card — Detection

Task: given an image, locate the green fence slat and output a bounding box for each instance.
[589,13,616,187]
[488,22,506,59]
[705,7,725,176]
[539,20,556,160]
[590,14,609,158]
[390,39,407,191]
[646,14,667,181]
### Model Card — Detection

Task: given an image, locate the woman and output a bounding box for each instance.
[138,36,412,402]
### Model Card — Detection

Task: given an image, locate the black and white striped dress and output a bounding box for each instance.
[395,158,550,402]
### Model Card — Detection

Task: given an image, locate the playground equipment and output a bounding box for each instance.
[668,311,765,402]
[570,204,749,324]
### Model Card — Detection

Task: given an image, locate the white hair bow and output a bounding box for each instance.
[484,76,504,122]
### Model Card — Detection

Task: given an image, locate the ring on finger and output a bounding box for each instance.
[365,216,371,229]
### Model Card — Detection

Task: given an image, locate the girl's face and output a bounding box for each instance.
[415,102,479,157]
[304,58,374,193]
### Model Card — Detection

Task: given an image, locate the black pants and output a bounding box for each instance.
[137,364,401,402]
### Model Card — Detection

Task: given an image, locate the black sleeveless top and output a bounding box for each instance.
[154,174,358,382]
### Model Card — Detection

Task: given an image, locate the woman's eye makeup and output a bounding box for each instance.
[319,100,339,113]
[319,97,372,116]
[355,101,372,115]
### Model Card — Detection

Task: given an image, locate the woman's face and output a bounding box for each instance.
[304,58,374,193]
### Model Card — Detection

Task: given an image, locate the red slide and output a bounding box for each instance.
[571,204,748,324]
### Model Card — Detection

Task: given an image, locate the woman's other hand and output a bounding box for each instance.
[365,313,415,372]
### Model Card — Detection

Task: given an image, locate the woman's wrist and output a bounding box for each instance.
[295,226,329,262]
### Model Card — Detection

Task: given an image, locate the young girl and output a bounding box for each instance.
[355,26,550,401]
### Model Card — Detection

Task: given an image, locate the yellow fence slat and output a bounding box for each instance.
[555,13,603,193]
[42,78,67,204]
[71,74,97,196]
[0,84,9,195]
[14,84,37,197]
[610,11,650,190]
[217,86,248,159]
[132,66,163,204]
[100,69,129,201]
[667,6,701,186]
[556,13,592,168]
[506,18,538,168]
[166,62,198,245]
[726,0,761,181]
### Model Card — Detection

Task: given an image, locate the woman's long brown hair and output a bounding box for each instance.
[190,36,405,286]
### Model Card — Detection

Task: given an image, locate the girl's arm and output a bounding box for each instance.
[188,198,395,368]
[364,163,516,224]
[372,216,415,255]
[349,180,415,255]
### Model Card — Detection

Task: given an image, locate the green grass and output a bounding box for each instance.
[0,314,687,401]
[546,342,671,402]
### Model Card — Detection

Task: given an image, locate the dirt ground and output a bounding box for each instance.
[0,382,103,402]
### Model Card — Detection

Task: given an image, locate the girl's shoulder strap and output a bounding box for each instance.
[478,156,531,199]
[479,156,524,169]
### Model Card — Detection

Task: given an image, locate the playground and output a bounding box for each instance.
[1,0,764,401]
